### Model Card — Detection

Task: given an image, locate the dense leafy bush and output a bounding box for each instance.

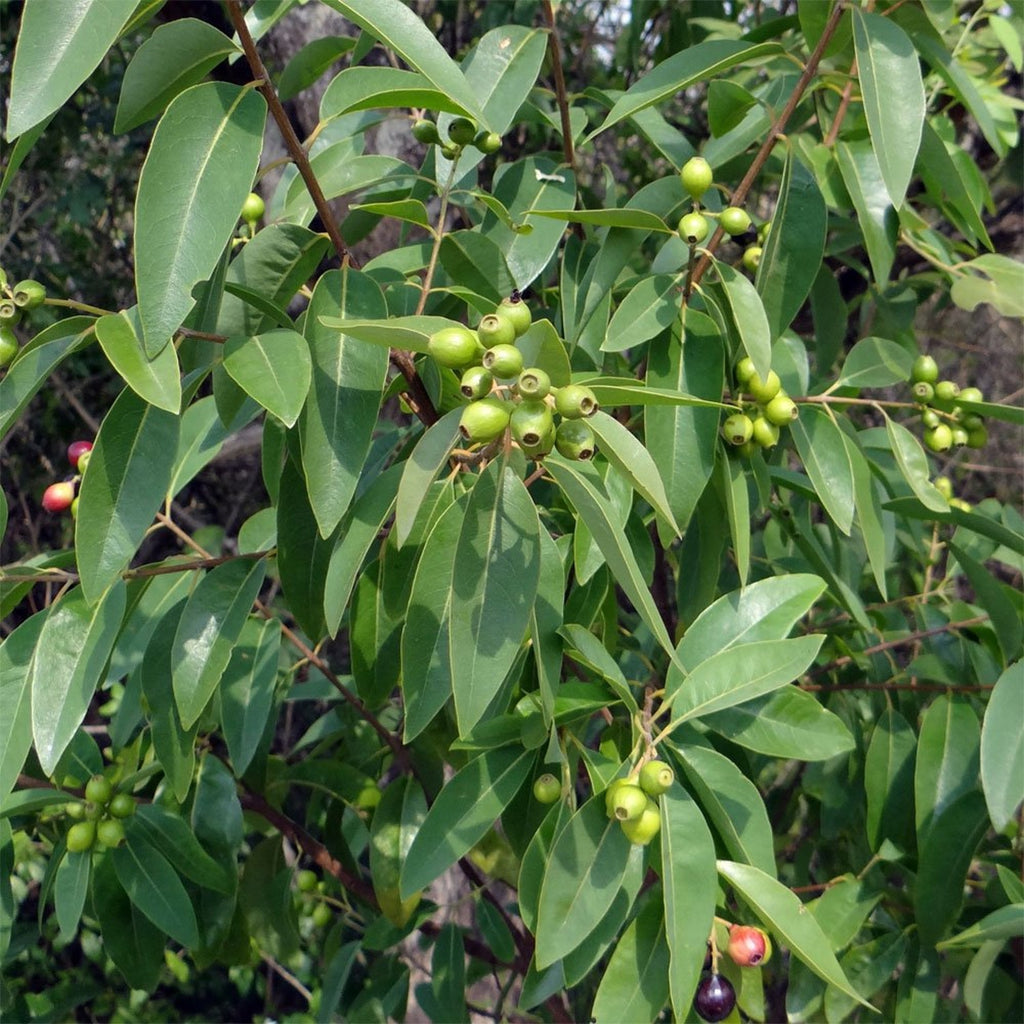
[2,1,1022,1021]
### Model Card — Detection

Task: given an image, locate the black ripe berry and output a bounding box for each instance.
[694,973,736,1022]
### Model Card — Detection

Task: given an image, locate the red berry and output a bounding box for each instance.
[728,924,770,966]
[694,973,736,1022]
[67,440,93,469]
[42,481,76,512]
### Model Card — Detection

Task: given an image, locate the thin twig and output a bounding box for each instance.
[541,1,577,175]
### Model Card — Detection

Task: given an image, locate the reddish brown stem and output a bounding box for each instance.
[541,1,577,175]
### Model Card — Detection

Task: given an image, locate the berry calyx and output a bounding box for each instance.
[721,413,753,446]
[911,354,939,384]
[67,440,93,470]
[240,192,265,224]
[474,130,502,154]
[609,783,649,822]
[42,481,76,513]
[411,119,440,145]
[459,397,511,443]
[553,383,598,419]
[497,295,532,337]
[0,299,20,325]
[511,401,554,448]
[532,774,561,804]
[679,212,710,245]
[638,760,674,796]
[96,818,126,849]
[108,793,136,819]
[447,117,477,147]
[517,367,551,399]
[742,246,762,272]
[0,325,18,368]
[478,312,518,349]
[296,869,318,893]
[694,973,736,1022]
[719,206,751,236]
[460,365,493,401]
[66,820,97,853]
[12,279,46,309]
[620,796,661,845]
[482,343,524,379]
[429,325,481,369]
[728,924,771,966]
[745,369,781,404]
[554,419,596,460]
[604,778,631,817]
[680,157,713,200]
[763,393,798,425]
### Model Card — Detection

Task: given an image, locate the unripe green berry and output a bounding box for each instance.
[83,802,104,821]
[429,325,480,369]
[311,902,332,928]
[497,296,532,337]
[934,476,954,500]
[511,401,554,448]
[96,818,126,849]
[411,119,440,145]
[477,312,517,349]
[474,130,502,154]
[240,193,265,224]
[483,342,524,379]
[440,142,460,160]
[951,426,969,447]
[517,366,551,399]
[933,380,960,407]
[554,383,598,419]
[459,396,511,443]
[610,783,649,822]
[532,774,561,804]
[296,869,318,893]
[680,157,713,200]
[719,206,751,236]
[65,801,85,820]
[752,416,780,448]
[521,424,556,458]
[956,386,983,406]
[735,357,756,384]
[746,369,781,404]
[604,777,631,817]
[965,425,988,449]
[959,413,984,431]
[921,408,941,429]
[638,760,674,796]
[0,325,18,368]
[620,797,661,845]
[554,419,596,460]
[460,365,493,400]
[924,424,953,452]
[763,393,798,425]
[951,497,972,512]
[0,299,20,325]
[741,246,762,272]
[447,117,477,146]
[12,279,46,309]
[912,381,935,403]
[911,354,939,384]
[76,449,92,474]
[679,212,709,244]
[722,413,754,446]
[108,793,136,819]
[66,820,96,853]
[85,775,113,805]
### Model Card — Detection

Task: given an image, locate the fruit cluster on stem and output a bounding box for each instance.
[910,354,988,454]
[411,114,501,160]
[65,773,136,852]
[0,268,48,367]
[725,357,799,457]
[40,440,93,517]
[601,759,674,845]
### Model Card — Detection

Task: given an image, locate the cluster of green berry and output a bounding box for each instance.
[678,157,764,271]
[428,295,600,461]
[41,441,93,517]
[64,774,136,853]
[694,922,773,1021]
[412,114,500,158]
[723,358,799,456]
[0,269,47,368]
[910,355,988,453]
[294,868,333,929]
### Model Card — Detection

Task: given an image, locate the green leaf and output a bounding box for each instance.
[515,318,572,388]
[114,19,238,133]
[128,804,233,894]
[791,406,855,535]
[370,777,427,927]
[54,850,91,941]
[300,269,389,537]
[321,0,485,125]
[0,788,68,820]
[559,623,636,712]
[589,40,781,139]
[172,558,267,730]
[6,0,137,139]
[439,231,515,304]
[96,310,181,412]
[660,786,717,1020]
[317,942,360,1024]
[431,923,466,1023]
[835,140,898,284]
[451,462,541,735]
[710,258,772,378]
[602,274,681,353]
[135,83,266,353]
[113,834,201,948]
[223,329,311,428]
[30,582,126,776]
[885,415,948,513]
[164,397,231,501]
[826,931,908,1022]
[286,153,415,226]
[938,904,1024,950]
[220,616,281,776]
[864,709,917,854]
[75,389,181,603]
[951,254,1024,318]
[591,891,670,1024]
[705,687,855,761]
[717,860,872,1008]
[316,314,452,354]
[395,410,461,548]
[717,453,751,587]
[529,208,669,231]
[278,36,356,103]
[980,661,1024,831]
[0,612,45,804]
[535,796,635,968]
[351,198,431,230]
[464,26,548,135]
[400,746,533,899]
[852,10,924,208]
[667,636,824,724]
[836,336,915,389]
[675,741,776,876]
[755,149,826,340]
[238,835,300,960]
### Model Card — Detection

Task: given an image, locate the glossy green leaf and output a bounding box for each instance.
[560,623,636,712]
[951,254,1024,318]
[113,834,200,948]
[718,860,871,1007]
[602,274,681,353]
[865,708,917,854]
[352,198,431,229]
[75,389,181,604]
[316,314,452,354]
[278,36,356,103]
[464,26,547,135]
[531,529,565,725]
[938,904,1024,950]
[129,804,232,894]
[535,796,635,968]
[400,746,533,899]
[836,336,915,389]
[675,741,776,876]
[826,931,907,1022]
[370,777,427,927]
[285,153,415,226]
[54,849,90,941]
[114,18,238,133]
[791,406,855,535]
[223,329,310,428]
[171,558,266,730]
[590,40,781,138]
[238,835,300,960]
[705,687,855,761]
[0,612,45,804]
[439,231,515,303]
[515,318,572,388]
[451,462,541,735]
[300,269,389,537]
[164,396,231,501]
[6,0,136,139]
[980,661,1024,830]
[30,581,126,776]
[530,208,668,231]
[660,786,716,1019]
[395,410,461,549]
[135,83,266,353]
[717,453,751,587]
[220,616,281,775]
[809,874,884,952]
[317,941,360,1024]
[835,140,897,284]
[96,310,181,412]
[885,416,948,513]
[710,258,772,379]
[350,560,402,709]
[190,753,244,858]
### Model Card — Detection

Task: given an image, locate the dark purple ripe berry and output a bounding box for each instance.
[694,973,736,1023]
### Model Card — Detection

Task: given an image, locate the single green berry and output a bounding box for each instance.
[76,450,91,474]
[924,424,953,452]
[66,820,97,853]
[912,381,935,403]
[517,366,551,399]
[680,156,713,200]
[553,383,598,419]
[763,393,798,425]
[741,246,762,272]
[728,924,771,967]
[620,796,661,845]
[521,424,556,458]
[459,396,511,443]
[65,801,86,820]
[911,354,939,384]
[752,416,780,448]
[85,775,114,806]
[474,130,502,154]
[951,497,972,512]
[411,119,440,145]
[12,279,46,310]
[722,412,754,446]
[933,380,961,407]
[440,142,460,160]
[746,369,781,404]
[679,212,710,244]
[83,801,104,821]
[965,425,988,449]
[638,760,674,797]
[532,774,561,804]
[478,311,518,349]
[108,792,136,819]
[951,426,969,447]
[0,299,20,325]
[735,356,756,384]
[934,476,953,500]
[719,206,751,236]
[511,401,554,448]
[604,777,631,817]
[921,408,941,429]
[311,902,333,928]
[959,413,984,431]
[758,220,772,243]
[96,818,126,849]
[460,365,493,400]
[610,783,649,822]
[42,481,76,513]
[447,117,477,146]
[429,325,481,369]
[296,869,318,893]
[554,419,596,460]
[483,342,524,379]
[70,496,79,519]
[956,386,983,406]
[0,325,17,367]
[497,295,532,337]
[240,192,265,224]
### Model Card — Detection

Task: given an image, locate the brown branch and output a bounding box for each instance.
[541,1,577,175]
